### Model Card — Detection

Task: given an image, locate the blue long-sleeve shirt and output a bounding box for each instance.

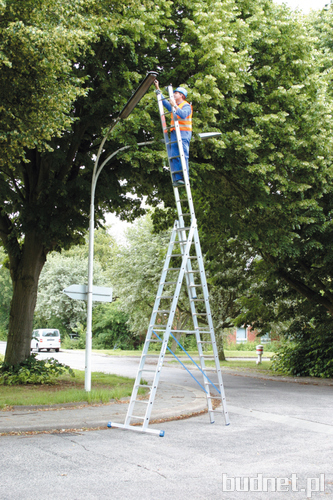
[161,94,192,141]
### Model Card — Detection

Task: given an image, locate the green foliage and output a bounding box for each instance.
[92,302,136,350]
[63,323,86,349]
[271,310,333,377]
[2,0,333,374]
[0,354,75,385]
[271,335,333,378]
[109,213,171,335]
[34,250,107,333]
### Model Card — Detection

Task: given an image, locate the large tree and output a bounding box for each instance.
[0,0,172,364]
[0,0,255,365]
[192,2,333,324]
[3,0,332,368]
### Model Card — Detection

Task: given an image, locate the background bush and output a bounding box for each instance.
[271,332,333,378]
[0,355,74,385]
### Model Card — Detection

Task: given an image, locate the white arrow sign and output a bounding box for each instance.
[63,284,113,302]
[198,132,222,139]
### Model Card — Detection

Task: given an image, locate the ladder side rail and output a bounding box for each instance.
[156,91,175,185]
[157,91,172,156]
[141,221,197,427]
[192,227,230,425]
[176,218,200,302]
[183,240,216,421]
[167,86,190,184]
[161,89,230,425]
[167,86,196,217]
[173,219,216,421]
[123,223,179,427]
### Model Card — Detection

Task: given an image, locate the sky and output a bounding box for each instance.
[274,0,330,13]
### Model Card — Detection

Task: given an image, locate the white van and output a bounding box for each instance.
[31,329,61,352]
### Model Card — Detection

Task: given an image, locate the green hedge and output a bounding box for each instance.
[271,335,333,378]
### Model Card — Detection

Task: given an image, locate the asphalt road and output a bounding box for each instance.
[0,343,332,499]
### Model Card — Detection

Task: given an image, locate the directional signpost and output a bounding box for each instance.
[63,284,112,303]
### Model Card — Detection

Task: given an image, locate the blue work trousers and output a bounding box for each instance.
[169,131,191,182]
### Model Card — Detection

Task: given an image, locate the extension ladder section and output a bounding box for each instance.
[108,86,229,436]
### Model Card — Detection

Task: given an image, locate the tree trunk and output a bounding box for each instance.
[216,329,226,362]
[5,231,46,365]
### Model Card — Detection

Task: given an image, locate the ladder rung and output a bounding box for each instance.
[185,331,205,335]
[175,227,191,231]
[197,340,212,344]
[134,400,149,404]
[137,384,151,388]
[158,295,174,299]
[155,310,170,313]
[146,339,163,343]
[164,281,177,284]
[151,324,167,328]
[171,329,197,333]
[193,313,208,316]
[169,156,180,161]
[168,267,180,271]
[130,415,146,420]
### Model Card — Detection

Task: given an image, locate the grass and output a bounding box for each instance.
[0,347,276,410]
[224,350,274,358]
[95,348,276,375]
[167,355,273,373]
[0,370,145,409]
[93,348,274,358]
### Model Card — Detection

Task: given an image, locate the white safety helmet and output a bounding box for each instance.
[175,87,188,98]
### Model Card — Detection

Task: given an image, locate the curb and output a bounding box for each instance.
[0,384,208,435]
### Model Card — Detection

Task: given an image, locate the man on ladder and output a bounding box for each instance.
[154,79,193,187]
[107,79,229,436]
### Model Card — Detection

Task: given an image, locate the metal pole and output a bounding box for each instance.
[85,139,155,392]
[85,117,120,392]
[84,71,158,392]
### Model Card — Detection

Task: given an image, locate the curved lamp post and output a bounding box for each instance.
[85,71,158,391]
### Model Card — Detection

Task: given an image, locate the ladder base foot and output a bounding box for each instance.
[107,421,165,437]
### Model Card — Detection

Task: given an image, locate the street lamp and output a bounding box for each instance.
[85,71,158,392]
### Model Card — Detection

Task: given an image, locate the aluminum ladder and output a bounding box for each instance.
[108,86,229,436]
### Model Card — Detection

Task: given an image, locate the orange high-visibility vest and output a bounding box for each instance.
[171,101,193,132]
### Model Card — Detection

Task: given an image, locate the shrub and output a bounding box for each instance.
[271,335,333,378]
[0,354,75,385]
[61,323,86,350]
[92,303,138,350]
